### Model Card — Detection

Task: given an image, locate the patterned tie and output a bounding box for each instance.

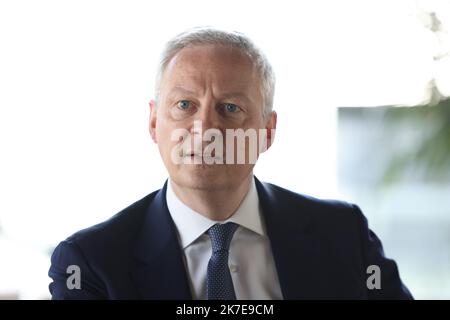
[206,222,239,300]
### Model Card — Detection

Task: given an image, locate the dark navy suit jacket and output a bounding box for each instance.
[48,177,413,299]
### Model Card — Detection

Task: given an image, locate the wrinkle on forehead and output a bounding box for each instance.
[160,44,262,104]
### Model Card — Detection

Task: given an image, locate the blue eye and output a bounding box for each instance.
[224,103,240,113]
[178,100,191,110]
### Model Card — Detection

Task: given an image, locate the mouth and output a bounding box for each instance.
[182,152,223,163]
[184,152,202,158]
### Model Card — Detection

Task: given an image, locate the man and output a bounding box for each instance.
[48,27,413,299]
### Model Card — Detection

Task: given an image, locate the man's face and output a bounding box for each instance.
[149,44,276,191]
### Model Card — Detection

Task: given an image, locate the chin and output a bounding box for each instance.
[171,166,235,191]
[170,165,251,191]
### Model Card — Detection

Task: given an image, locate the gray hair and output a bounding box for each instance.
[154,26,275,118]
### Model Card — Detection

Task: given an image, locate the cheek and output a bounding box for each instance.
[156,121,187,160]
[156,126,175,150]
[240,117,265,132]
[155,110,172,140]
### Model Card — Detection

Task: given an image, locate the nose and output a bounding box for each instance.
[190,100,221,134]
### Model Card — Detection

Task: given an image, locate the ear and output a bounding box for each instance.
[149,100,158,143]
[263,111,277,151]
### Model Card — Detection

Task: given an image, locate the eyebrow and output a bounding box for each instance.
[169,86,197,95]
[168,86,254,104]
[220,92,253,105]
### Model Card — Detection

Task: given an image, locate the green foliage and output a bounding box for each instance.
[382,98,450,184]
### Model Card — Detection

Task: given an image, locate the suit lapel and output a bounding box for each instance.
[130,177,326,299]
[130,181,192,299]
[255,177,324,299]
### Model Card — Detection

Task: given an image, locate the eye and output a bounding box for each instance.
[178,100,191,110]
[223,103,240,113]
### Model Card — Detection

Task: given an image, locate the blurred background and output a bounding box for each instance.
[0,0,449,299]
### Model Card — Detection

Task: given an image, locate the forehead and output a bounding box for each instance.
[161,44,260,93]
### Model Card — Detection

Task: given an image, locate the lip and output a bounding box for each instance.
[183,152,203,157]
[182,153,223,162]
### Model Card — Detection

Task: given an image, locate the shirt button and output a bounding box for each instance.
[230,265,238,273]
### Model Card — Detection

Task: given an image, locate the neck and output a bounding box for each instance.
[170,174,253,221]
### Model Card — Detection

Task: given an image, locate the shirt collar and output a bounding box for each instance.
[166,176,266,249]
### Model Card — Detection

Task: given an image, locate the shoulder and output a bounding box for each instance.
[48,189,162,298]
[261,180,359,217]
[258,180,364,232]
[63,189,160,255]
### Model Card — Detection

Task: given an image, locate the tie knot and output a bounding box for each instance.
[207,222,238,253]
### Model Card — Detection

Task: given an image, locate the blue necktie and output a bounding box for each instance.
[206,222,239,300]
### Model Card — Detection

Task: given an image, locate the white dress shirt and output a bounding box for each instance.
[166,177,283,300]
